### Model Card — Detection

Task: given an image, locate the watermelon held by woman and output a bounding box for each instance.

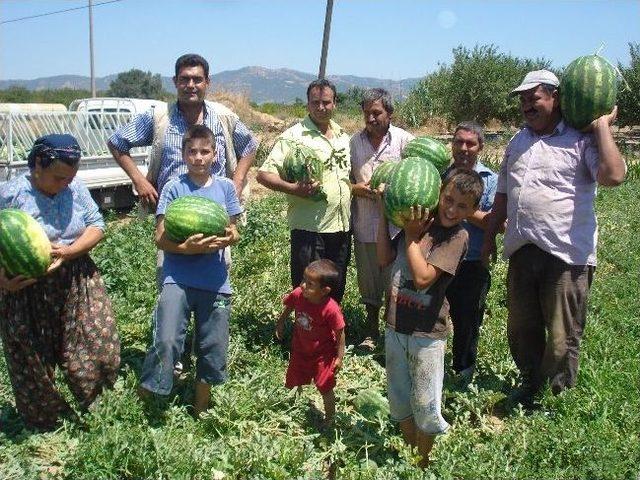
[384,156,442,228]
[560,54,618,130]
[369,160,399,191]
[164,196,230,243]
[276,139,327,202]
[0,208,52,278]
[401,136,450,174]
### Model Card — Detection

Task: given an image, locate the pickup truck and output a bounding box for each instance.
[0,98,166,209]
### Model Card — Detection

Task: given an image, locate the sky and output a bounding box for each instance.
[1,0,639,81]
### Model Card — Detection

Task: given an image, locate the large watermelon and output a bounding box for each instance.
[369,160,398,191]
[164,196,230,243]
[0,208,52,278]
[560,55,618,130]
[401,136,450,174]
[354,388,390,420]
[384,156,442,228]
[277,139,326,201]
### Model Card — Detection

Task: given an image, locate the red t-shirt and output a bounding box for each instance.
[284,287,345,358]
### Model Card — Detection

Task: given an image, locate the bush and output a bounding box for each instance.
[400,44,551,128]
[0,86,95,106]
[617,43,640,127]
[107,69,165,99]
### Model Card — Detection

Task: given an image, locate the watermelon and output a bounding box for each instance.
[354,388,390,419]
[164,196,230,243]
[0,208,52,278]
[384,156,442,228]
[401,136,450,174]
[560,55,618,130]
[277,139,326,201]
[369,160,398,191]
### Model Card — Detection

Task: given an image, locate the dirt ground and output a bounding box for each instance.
[245,167,271,201]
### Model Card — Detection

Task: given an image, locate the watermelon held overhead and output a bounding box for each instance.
[560,54,618,130]
[401,136,450,174]
[0,208,52,278]
[369,160,399,191]
[164,196,230,243]
[384,156,442,228]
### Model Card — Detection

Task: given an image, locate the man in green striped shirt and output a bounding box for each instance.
[258,79,351,302]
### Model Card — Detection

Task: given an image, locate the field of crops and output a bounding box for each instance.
[0,146,639,479]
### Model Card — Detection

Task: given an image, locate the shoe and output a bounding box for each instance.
[454,365,475,389]
[358,337,377,351]
[508,382,541,409]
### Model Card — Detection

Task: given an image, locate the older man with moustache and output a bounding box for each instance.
[482,70,625,405]
[350,88,414,347]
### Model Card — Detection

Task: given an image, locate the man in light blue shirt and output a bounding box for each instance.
[443,121,498,383]
[108,53,257,210]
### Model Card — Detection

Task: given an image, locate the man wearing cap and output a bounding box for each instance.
[482,70,626,405]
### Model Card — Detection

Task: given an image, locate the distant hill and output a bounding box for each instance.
[0,66,421,104]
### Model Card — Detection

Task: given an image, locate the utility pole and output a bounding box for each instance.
[88,0,96,97]
[318,0,333,79]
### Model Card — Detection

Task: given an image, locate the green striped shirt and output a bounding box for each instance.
[260,116,351,233]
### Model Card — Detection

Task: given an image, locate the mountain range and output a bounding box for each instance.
[0,66,421,104]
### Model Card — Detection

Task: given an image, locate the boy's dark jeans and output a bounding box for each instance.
[446,260,491,373]
[506,244,593,393]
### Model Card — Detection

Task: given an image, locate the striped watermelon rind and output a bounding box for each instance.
[277,139,327,201]
[560,55,618,130]
[384,156,442,228]
[0,208,52,278]
[369,160,399,191]
[401,136,450,174]
[164,196,230,243]
[354,388,390,419]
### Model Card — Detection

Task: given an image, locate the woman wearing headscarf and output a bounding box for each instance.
[0,134,120,430]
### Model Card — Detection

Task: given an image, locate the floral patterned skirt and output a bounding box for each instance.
[0,255,120,430]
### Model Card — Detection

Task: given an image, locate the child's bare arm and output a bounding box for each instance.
[404,206,442,290]
[333,328,346,373]
[406,242,443,290]
[275,305,294,341]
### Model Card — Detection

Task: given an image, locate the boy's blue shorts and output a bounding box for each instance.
[140,283,230,395]
[385,328,450,435]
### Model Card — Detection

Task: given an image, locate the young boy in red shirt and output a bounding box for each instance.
[275,259,346,428]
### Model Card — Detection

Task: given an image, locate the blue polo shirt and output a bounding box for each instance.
[444,161,498,261]
[156,174,243,293]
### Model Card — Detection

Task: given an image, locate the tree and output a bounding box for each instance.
[107,69,164,99]
[0,86,31,103]
[617,43,640,127]
[399,44,551,128]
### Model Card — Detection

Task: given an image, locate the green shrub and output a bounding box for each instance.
[400,44,551,127]
[617,43,640,127]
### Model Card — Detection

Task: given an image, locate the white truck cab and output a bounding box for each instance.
[1,98,167,209]
[69,97,166,115]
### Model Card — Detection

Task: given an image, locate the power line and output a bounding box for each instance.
[0,0,123,25]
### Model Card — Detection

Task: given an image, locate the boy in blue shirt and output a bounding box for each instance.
[139,125,242,417]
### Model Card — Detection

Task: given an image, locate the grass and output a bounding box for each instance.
[1,152,639,479]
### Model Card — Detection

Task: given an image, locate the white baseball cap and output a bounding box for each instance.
[510,69,559,95]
